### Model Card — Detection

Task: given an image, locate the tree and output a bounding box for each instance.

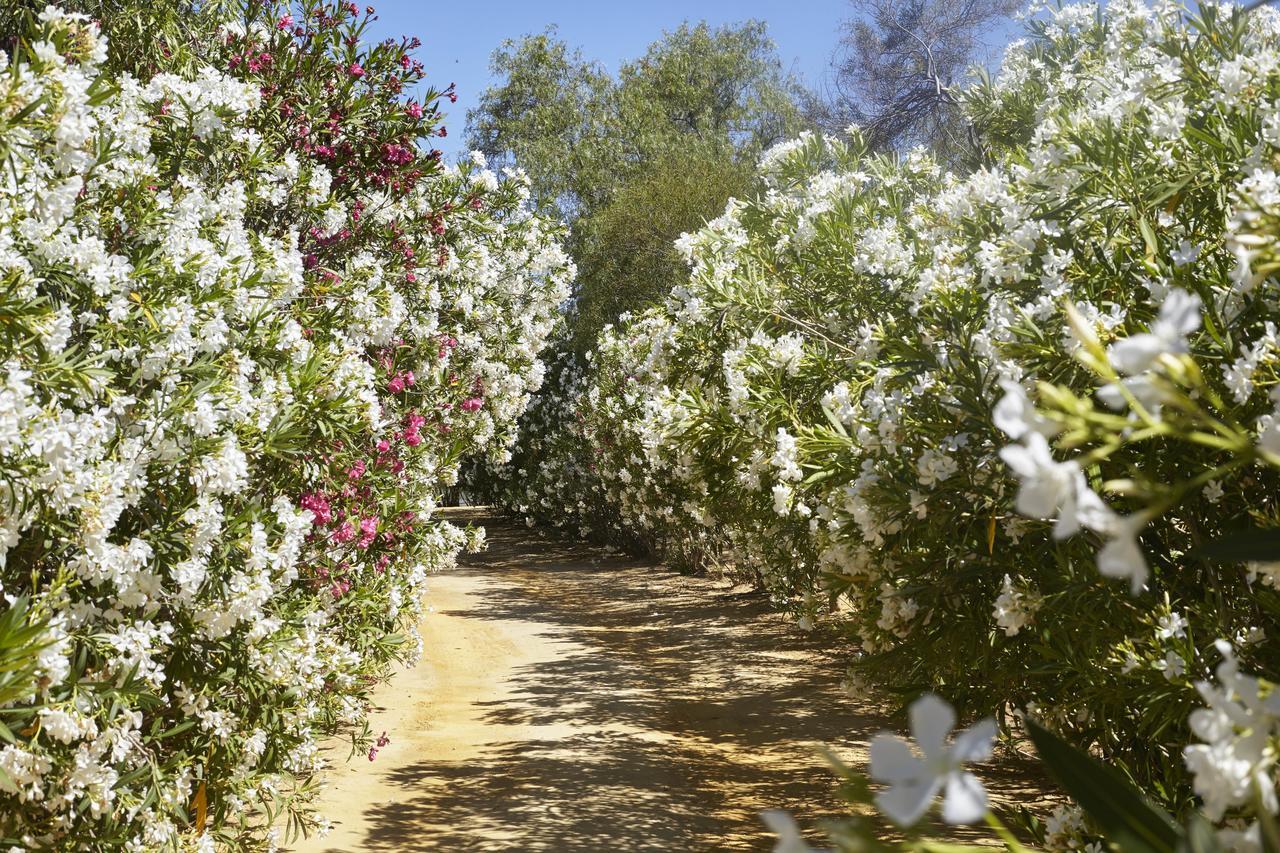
[465,28,618,218]
[817,0,1018,158]
[570,140,754,350]
[614,21,804,160]
[466,21,811,346]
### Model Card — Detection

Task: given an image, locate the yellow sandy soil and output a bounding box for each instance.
[290,509,1046,852]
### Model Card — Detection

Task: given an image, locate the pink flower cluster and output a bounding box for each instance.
[299,492,333,525]
[383,142,414,166]
[367,731,391,761]
[387,370,415,394]
[403,411,426,446]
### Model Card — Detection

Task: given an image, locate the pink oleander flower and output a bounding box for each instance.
[347,459,366,480]
[461,397,483,412]
[332,521,356,544]
[358,517,378,549]
[300,492,333,526]
[347,62,365,77]
[277,14,294,29]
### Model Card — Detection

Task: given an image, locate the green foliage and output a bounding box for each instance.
[614,20,805,158]
[0,2,571,847]
[0,0,219,77]
[467,19,812,340]
[570,140,755,349]
[0,598,48,713]
[1027,719,1183,853]
[465,28,617,217]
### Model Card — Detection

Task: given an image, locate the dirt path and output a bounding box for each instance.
[293,509,1045,852]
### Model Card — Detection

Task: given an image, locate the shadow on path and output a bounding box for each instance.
[314,510,1049,852]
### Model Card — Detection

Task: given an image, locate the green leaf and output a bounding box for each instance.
[1177,813,1222,853]
[1257,797,1280,853]
[1027,719,1183,853]
[819,402,849,438]
[1138,216,1159,262]
[155,719,197,739]
[802,468,834,486]
[0,763,15,795]
[1189,529,1280,563]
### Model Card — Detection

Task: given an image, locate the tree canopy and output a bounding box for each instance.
[813,0,1018,159]
[467,21,811,346]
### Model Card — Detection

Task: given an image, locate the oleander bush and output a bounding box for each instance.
[484,0,1280,833]
[0,2,571,848]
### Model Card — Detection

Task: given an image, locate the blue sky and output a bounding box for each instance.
[364,0,852,159]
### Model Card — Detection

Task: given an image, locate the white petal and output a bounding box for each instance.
[1122,374,1170,410]
[942,772,989,824]
[1109,333,1164,375]
[869,734,924,782]
[760,810,814,853]
[998,443,1038,478]
[1097,521,1149,594]
[993,382,1032,439]
[951,717,997,763]
[1019,477,1065,522]
[1158,288,1203,338]
[910,693,956,759]
[1052,483,1083,539]
[1069,473,1116,533]
[1095,382,1127,411]
[876,776,943,827]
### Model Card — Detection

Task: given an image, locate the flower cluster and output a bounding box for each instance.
[483,0,1280,823]
[0,3,570,849]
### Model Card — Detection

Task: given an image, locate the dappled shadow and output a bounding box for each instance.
[313,510,1050,851]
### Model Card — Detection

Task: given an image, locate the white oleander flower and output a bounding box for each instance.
[869,694,996,826]
[1108,288,1202,376]
[1183,641,1280,821]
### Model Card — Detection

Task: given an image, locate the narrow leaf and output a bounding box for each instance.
[1027,719,1182,853]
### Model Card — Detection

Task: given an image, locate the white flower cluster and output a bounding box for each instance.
[1183,641,1280,828]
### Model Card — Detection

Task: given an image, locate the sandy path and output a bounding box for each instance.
[292,509,1044,852]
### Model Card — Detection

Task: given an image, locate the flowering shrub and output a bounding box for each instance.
[486,0,1280,822]
[769,677,1280,853]
[0,3,570,848]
